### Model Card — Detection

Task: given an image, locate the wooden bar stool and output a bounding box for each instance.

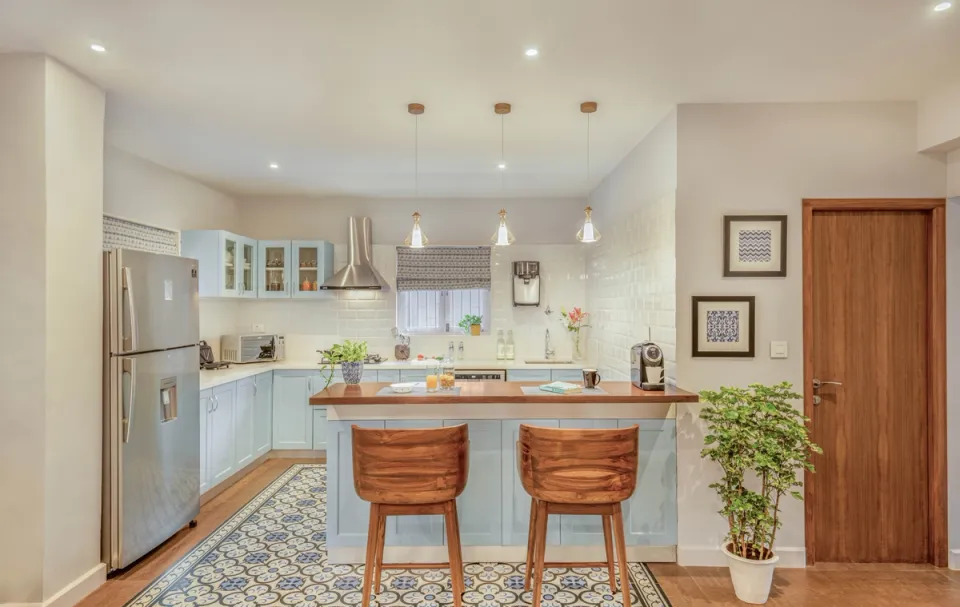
[518,424,639,607]
[352,424,469,607]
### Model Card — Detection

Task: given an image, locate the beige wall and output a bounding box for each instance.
[0,55,106,604]
[236,196,587,245]
[674,102,948,567]
[42,58,106,601]
[918,82,960,152]
[0,53,48,605]
[949,150,960,199]
[587,109,677,381]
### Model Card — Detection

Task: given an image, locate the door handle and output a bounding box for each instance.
[812,379,841,405]
[122,358,136,442]
[122,267,139,352]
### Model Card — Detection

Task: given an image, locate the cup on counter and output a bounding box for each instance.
[582,368,601,390]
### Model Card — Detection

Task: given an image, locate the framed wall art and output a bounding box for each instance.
[723,215,787,277]
[692,295,756,357]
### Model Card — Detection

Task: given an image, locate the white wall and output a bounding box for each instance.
[104,146,241,353]
[41,58,106,602]
[0,53,48,605]
[674,101,948,567]
[918,82,960,152]
[236,196,587,246]
[949,150,960,199]
[587,110,677,381]
[948,197,960,569]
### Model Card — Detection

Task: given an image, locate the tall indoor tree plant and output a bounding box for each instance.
[699,382,821,604]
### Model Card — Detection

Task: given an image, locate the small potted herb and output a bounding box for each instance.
[458,314,483,336]
[321,340,368,385]
[699,382,821,604]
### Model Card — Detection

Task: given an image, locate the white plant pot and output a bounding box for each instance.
[722,544,779,604]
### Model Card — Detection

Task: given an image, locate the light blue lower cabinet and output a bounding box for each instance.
[385,420,444,546]
[272,371,317,450]
[327,420,384,548]
[399,369,427,382]
[311,407,327,451]
[506,369,552,382]
[619,419,678,546]
[377,370,400,383]
[551,369,585,382]
[446,420,502,546]
[557,420,619,545]
[501,419,561,546]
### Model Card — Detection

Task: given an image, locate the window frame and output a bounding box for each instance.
[396,288,491,336]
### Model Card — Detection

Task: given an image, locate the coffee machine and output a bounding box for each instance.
[631,341,665,391]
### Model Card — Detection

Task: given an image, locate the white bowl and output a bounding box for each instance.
[390,382,415,394]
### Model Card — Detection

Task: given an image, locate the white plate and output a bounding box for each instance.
[390,382,415,394]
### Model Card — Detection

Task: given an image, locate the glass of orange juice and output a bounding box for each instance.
[425,360,439,392]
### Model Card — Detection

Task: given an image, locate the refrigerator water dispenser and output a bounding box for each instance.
[513,261,541,307]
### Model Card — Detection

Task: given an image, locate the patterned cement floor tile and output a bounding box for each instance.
[125,464,670,607]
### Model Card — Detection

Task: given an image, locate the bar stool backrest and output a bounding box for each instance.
[352,424,469,505]
[518,424,639,504]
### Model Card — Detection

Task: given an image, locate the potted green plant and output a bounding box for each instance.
[320,340,368,385]
[458,314,483,336]
[699,382,821,604]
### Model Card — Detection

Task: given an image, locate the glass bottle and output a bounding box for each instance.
[496,329,506,360]
[440,360,456,391]
[505,330,515,360]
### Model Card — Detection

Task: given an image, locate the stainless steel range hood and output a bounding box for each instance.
[320,217,388,290]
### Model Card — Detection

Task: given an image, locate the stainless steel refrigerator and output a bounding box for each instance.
[102,248,200,572]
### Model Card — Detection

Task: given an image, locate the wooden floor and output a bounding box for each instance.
[79,458,960,607]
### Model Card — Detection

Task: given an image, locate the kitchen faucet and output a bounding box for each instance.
[545,329,556,360]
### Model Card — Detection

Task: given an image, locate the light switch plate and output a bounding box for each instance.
[770,341,788,359]
[252,324,265,333]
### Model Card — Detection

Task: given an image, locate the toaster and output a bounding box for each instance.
[631,341,665,391]
[221,334,285,364]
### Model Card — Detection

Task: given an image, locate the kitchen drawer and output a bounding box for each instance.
[399,369,428,382]
[377,370,401,383]
[551,369,584,382]
[506,369,552,382]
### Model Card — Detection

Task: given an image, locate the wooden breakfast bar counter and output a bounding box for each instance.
[309,381,698,564]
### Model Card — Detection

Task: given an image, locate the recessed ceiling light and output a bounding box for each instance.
[934,1,952,11]
[269,163,279,169]
[90,43,106,53]
[524,48,539,57]
[498,162,507,169]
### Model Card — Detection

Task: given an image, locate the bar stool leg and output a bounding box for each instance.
[531,500,549,607]
[371,509,387,594]
[443,500,464,607]
[611,503,632,607]
[362,503,380,607]
[524,497,538,591]
[601,513,618,592]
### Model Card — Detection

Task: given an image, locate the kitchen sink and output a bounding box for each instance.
[523,359,574,365]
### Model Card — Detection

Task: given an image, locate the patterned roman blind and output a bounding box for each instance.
[396,246,491,291]
[103,215,179,255]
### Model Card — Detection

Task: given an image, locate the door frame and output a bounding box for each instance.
[801,198,947,566]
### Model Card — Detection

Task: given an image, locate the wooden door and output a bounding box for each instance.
[804,200,947,565]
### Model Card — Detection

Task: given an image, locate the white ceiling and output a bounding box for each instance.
[0,0,957,198]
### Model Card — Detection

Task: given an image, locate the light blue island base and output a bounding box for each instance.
[325,402,678,565]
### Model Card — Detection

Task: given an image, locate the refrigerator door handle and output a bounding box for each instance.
[122,357,137,443]
[122,266,140,352]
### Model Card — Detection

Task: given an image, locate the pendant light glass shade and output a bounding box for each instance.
[491,208,515,246]
[577,206,601,243]
[404,211,428,248]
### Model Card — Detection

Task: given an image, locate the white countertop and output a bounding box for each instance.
[200,359,594,390]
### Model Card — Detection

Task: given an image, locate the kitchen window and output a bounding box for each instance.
[397,288,490,335]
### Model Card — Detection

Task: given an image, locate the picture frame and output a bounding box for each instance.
[723,215,788,277]
[692,296,756,357]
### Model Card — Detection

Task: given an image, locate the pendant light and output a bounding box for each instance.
[404,103,428,248]
[491,102,515,246]
[577,101,602,243]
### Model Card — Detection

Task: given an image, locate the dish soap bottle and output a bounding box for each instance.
[496,329,506,360]
[505,329,515,360]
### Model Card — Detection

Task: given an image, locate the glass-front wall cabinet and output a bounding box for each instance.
[239,239,256,297]
[292,240,333,298]
[258,240,292,298]
[222,234,238,296]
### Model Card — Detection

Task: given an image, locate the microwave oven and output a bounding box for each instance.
[221,334,285,364]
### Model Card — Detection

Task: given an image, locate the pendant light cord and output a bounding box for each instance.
[415,114,420,197]
[586,112,591,190]
[500,113,505,194]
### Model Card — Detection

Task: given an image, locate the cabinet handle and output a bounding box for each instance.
[213,395,218,411]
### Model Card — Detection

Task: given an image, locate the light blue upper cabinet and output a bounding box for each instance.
[257,240,292,299]
[182,230,254,298]
[292,240,334,298]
